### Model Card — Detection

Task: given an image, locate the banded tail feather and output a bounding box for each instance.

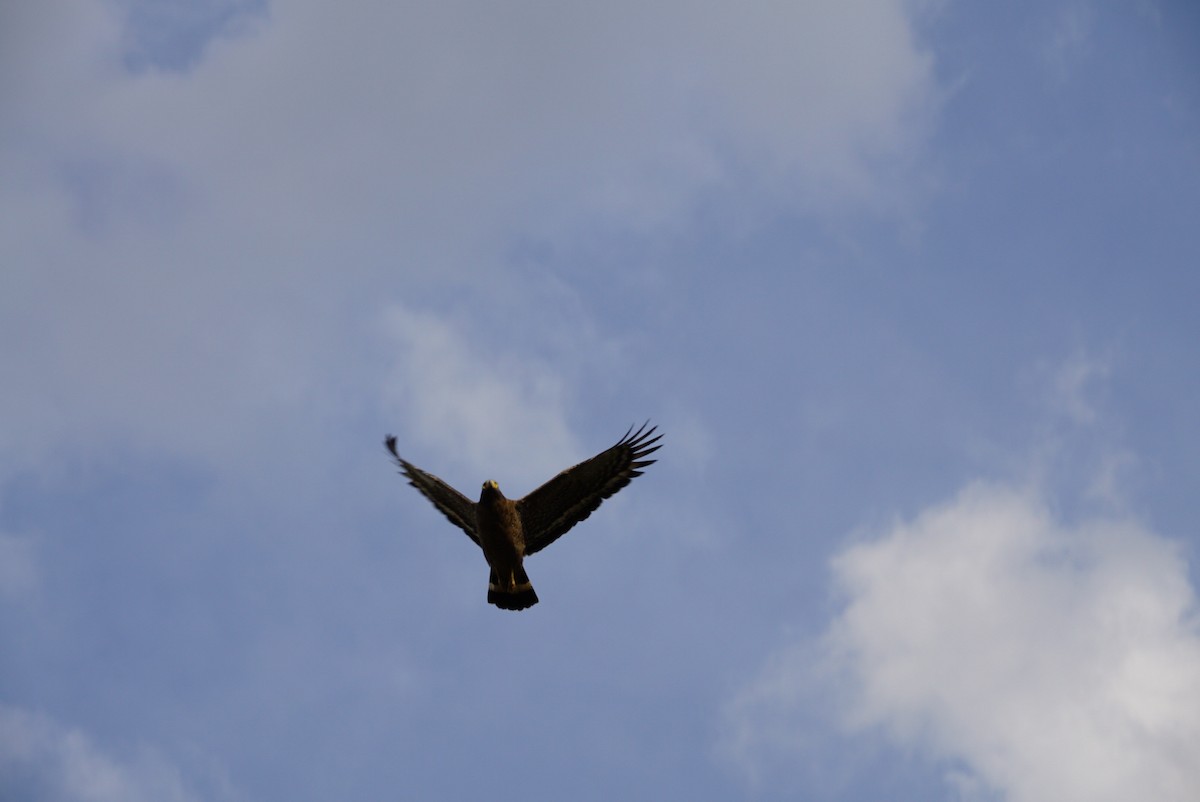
[488,567,539,611]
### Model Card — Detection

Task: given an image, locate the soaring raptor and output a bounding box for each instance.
[385,423,662,611]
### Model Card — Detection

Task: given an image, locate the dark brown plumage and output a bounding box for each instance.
[385,422,662,611]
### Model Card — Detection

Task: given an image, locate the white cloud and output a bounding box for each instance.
[0,0,937,478]
[5,0,937,236]
[727,482,1200,802]
[0,706,223,802]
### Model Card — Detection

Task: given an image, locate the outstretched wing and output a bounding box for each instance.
[385,436,480,548]
[517,422,662,556]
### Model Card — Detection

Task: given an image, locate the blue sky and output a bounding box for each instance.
[2,1,1199,800]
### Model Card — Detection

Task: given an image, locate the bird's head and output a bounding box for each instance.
[481,479,503,499]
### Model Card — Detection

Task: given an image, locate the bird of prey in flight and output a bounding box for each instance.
[385,423,662,611]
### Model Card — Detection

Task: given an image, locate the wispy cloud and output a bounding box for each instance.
[117,0,267,73]
[0,705,229,802]
[381,304,578,490]
[1043,2,1095,83]
[0,531,38,599]
[1045,351,1112,426]
[1016,351,1140,513]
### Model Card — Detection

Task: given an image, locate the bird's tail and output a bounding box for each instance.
[488,566,538,611]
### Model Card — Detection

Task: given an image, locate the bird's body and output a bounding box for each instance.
[476,481,537,610]
[385,423,661,611]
